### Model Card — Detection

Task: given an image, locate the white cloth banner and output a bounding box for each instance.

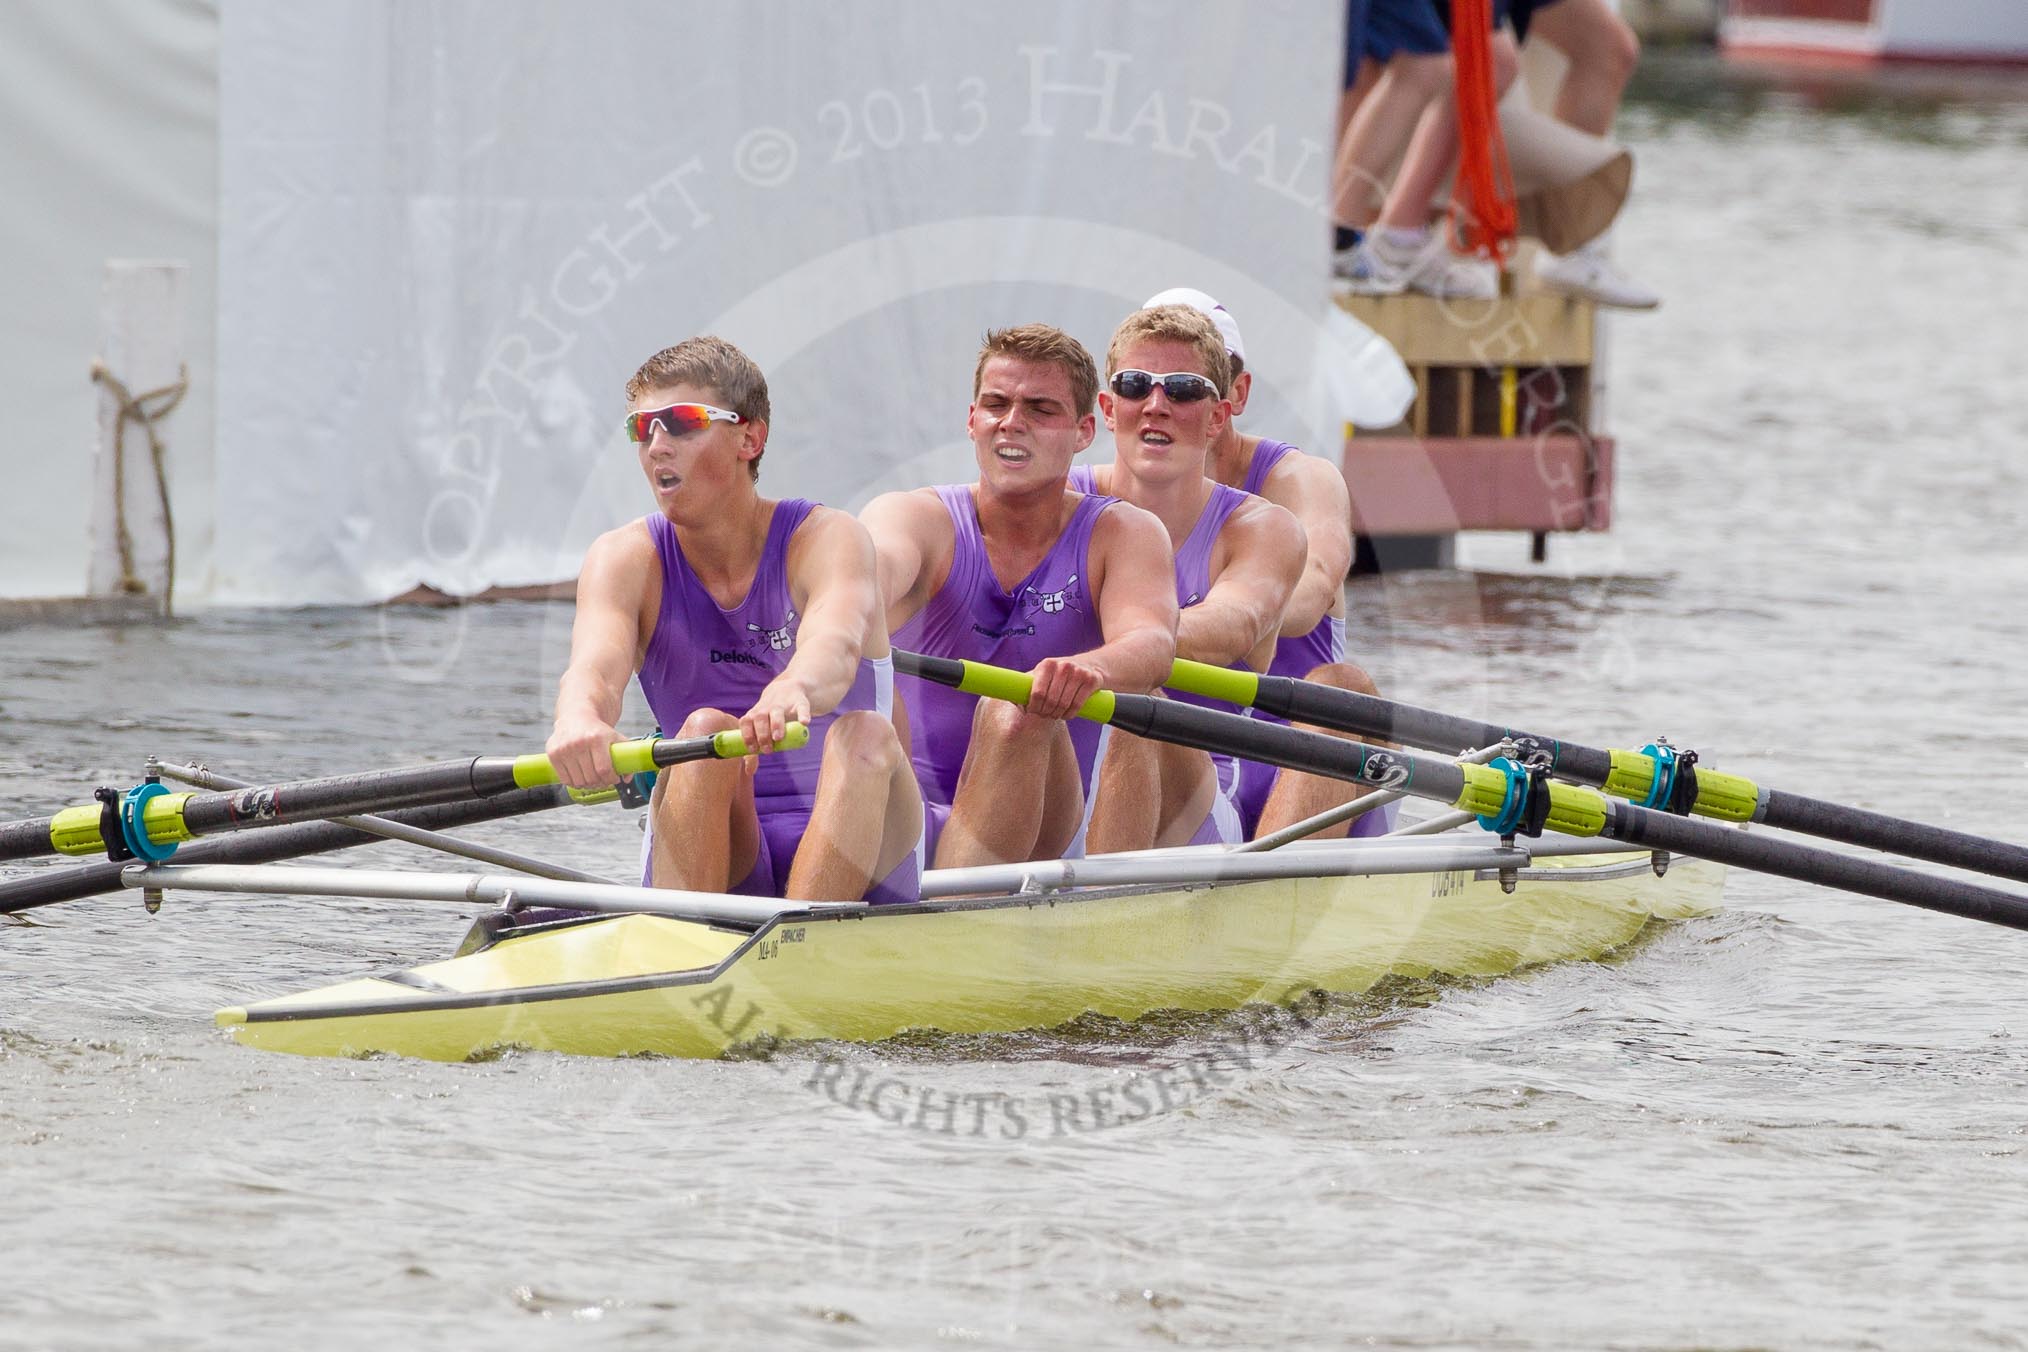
[217,1,1390,605]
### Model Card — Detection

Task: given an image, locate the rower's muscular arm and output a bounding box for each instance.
[1263,452,1354,636]
[752,507,884,753]
[859,489,954,633]
[548,524,656,787]
[1028,503,1177,719]
[1182,497,1306,669]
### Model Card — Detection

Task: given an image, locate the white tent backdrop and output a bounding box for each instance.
[9,1,1397,608]
[0,0,219,602]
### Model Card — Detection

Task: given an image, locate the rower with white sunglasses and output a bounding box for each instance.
[1069,305,1306,851]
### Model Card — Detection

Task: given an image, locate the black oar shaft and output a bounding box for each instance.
[0,787,572,914]
[897,649,2028,933]
[1759,790,2028,888]
[0,758,516,864]
[0,728,786,864]
[1603,801,2028,932]
[1128,692,2028,933]
[1245,673,2028,887]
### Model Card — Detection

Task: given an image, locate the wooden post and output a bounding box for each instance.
[88,261,186,609]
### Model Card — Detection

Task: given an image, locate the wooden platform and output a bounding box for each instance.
[1337,286,1613,560]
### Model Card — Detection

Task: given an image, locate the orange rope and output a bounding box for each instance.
[1449,0,1518,263]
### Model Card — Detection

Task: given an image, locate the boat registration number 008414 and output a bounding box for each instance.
[756,927,807,961]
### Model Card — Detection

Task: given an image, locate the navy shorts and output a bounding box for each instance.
[1343,0,1370,85]
[1364,0,1451,63]
[1506,0,1566,41]
[1456,0,1567,38]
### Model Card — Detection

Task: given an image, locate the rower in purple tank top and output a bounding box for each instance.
[862,324,1177,870]
[1080,305,1305,853]
[1146,288,1400,842]
[889,485,1119,860]
[548,336,923,906]
[635,502,917,902]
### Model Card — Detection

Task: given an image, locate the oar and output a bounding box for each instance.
[0,787,574,915]
[1166,657,2028,888]
[0,726,805,865]
[894,650,2028,933]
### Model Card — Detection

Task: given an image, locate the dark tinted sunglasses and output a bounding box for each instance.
[1108,369,1220,404]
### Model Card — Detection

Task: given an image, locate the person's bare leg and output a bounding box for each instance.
[786,710,923,901]
[1253,662,1391,840]
[1529,0,1638,136]
[1337,60,1381,146]
[1333,53,1452,230]
[1376,95,1458,232]
[934,699,1085,869]
[1380,30,1519,232]
[1085,731,1217,854]
[651,707,760,891]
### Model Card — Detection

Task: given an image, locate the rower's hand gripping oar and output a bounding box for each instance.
[1167,657,2028,890]
[0,725,807,865]
[895,650,2028,934]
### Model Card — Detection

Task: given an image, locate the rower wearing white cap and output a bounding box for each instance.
[1141,287,1399,841]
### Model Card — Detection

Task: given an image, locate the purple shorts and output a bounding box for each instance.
[644,803,920,905]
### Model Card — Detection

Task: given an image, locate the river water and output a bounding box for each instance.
[5,50,2028,1352]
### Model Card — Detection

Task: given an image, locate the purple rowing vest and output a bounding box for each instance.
[1167,481,1256,802]
[1242,440,1344,681]
[637,500,884,809]
[892,485,1115,812]
[1235,440,1392,839]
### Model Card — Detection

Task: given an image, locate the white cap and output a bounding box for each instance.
[1143,286,1245,364]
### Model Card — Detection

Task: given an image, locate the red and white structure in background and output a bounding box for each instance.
[1722,0,2028,66]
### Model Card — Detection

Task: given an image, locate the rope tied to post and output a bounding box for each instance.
[90,360,187,614]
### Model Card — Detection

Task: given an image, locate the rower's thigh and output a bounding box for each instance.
[1032,722,1087,859]
[655,708,761,888]
[1148,741,1217,849]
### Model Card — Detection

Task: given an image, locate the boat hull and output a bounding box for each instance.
[216,848,1722,1062]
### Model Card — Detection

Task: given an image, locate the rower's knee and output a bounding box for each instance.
[825,709,904,778]
[970,694,1050,748]
[1304,661,1382,698]
[677,707,740,738]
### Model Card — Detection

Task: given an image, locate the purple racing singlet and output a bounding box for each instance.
[1241,440,1343,684]
[636,500,919,903]
[1235,439,1395,839]
[1168,482,1254,846]
[892,485,1116,859]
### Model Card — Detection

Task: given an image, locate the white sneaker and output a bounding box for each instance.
[1403,246,1499,301]
[1333,240,1407,295]
[1535,241,1660,310]
[1338,230,1498,301]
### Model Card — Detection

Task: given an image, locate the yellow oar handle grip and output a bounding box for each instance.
[1603,749,1759,822]
[1166,658,1260,707]
[47,793,197,857]
[950,659,1117,723]
[702,723,811,762]
[513,723,811,788]
[1452,762,1609,838]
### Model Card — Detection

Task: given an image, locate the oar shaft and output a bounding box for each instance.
[1136,692,2028,932]
[0,727,800,864]
[1176,660,2028,887]
[0,787,573,914]
[1759,790,2028,888]
[1603,802,2028,932]
[903,651,2028,935]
